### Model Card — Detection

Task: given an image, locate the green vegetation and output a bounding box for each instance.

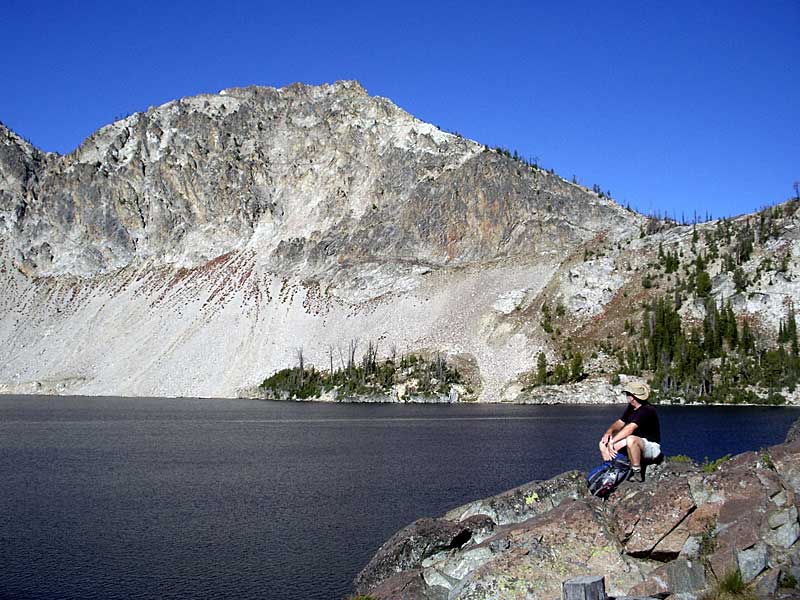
[695,256,712,298]
[702,454,731,473]
[719,570,747,594]
[491,145,543,171]
[658,242,680,274]
[668,454,694,464]
[591,183,613,199]
[699,569,757,600]
[529,200,800,404]
[694,204,795,291]
[540,304,554,334]
[698,518,717,559]
[530,347,584,387]
[781,572,798,588]
[733,267,748,292]
[614,293,799,404]
[260,343,465,400]
[637,203,797,303]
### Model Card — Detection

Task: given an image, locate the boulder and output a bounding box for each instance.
[354,514,494,593]
[629,557,706,597]
[737,542,768,583]
[443,470,587,526]
[716,496,763,552]
[770,435,800,495]
[652,502,719,560]
[753,567,780,599]
[366,570,447,600]
[785,420,800,444]
[562,575,606,600]
[610,475,695,556]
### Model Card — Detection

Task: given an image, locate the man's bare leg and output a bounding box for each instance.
[626,435,646,481]
[601,438,628,461]
[625,435,643,467]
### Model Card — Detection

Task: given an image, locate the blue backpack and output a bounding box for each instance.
[587,454,631,499]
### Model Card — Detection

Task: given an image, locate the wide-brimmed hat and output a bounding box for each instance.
[622,381,650,401]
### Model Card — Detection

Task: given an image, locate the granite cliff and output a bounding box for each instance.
[0,81,797,400]
[354,421,800,599]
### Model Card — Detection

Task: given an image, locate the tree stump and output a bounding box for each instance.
[562,575,606,600]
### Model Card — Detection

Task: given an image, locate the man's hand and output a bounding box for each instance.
[600,433,612,445]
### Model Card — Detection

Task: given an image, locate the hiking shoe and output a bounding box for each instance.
[629,467,645,482]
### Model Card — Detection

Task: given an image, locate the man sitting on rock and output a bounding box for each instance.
[599,381,661,482]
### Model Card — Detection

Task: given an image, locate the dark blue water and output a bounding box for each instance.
[1,396,797,600]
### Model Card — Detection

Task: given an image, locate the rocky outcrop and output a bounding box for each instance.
[354,422,800,599]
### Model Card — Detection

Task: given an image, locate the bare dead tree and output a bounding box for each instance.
[361,340,378,383]
[348,339,359,375]
[361,341,370,377]
[296,347,305,386]
[326,344,334,375]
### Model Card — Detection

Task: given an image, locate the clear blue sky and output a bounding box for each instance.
[2,0,797,219]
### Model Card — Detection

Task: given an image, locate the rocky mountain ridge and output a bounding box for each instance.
[0,81,796,400]
[1,81,636,278]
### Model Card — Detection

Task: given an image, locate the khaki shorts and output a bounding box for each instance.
[641,438,661,460]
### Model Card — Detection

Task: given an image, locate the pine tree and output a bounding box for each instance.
[553,363,568,384]
[735,225,754,264]
[702,298,722,357]
[536,352,548,385]
[741,320,755,353]
[695,254,712,298]
[723,301,738,347]
[733,267,748,292]
[570,353,584,381]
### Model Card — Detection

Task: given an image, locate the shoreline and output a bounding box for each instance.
[1,390,798,408]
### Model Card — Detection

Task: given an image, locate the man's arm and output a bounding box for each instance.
[610,422,638,445]
[601,419,626,444]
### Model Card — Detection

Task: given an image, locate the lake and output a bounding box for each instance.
[1,396,797,600]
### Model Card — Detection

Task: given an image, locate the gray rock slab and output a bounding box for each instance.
[666,558,706,594]
[737,542,768,583]
[563,575,606,600]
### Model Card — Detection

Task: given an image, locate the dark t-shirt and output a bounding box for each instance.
[620,402,661,444]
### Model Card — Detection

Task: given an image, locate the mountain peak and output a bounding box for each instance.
[11,80,628,277]
[214,79,368,100]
